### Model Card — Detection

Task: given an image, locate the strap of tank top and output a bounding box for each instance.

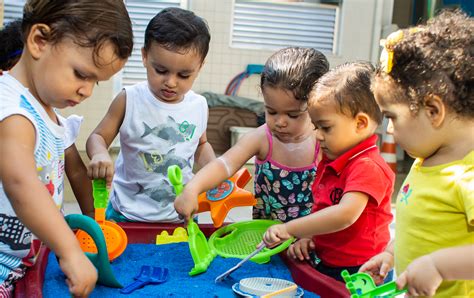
[264,124,273,160]
[313,140,321,166]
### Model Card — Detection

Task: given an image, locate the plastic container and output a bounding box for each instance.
[13,222,349,298]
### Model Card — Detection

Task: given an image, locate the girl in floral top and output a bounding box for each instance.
[175,47,329,223]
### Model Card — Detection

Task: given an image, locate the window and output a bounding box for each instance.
[2,0,26,25]
[231,0,339,54]
[122,0,184,86]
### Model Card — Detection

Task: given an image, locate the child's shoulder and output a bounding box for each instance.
[184,90,207,105]
[0,74,30,110]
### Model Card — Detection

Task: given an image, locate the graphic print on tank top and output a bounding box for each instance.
[141,115,197,145]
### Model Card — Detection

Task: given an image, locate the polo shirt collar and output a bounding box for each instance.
[325,134,379,174]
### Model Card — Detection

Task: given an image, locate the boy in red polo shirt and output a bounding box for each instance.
[262,62,394,282]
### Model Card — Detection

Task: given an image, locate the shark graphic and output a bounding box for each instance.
[136,181,175,207]
[139,149,192,174]
[141,116,197,145]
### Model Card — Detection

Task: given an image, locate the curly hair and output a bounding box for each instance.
[0,20,23,70]
[260,47,329,102]
[374,9,473,118]
[312,61,383,124]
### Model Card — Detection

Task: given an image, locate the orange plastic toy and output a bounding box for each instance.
[197,168,256,227]
[76,179,127,261]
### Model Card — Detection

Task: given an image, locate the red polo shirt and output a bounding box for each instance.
[312,135,394,267]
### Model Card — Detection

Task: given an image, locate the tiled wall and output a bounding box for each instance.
[59,0,391,151]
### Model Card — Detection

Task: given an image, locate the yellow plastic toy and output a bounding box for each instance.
[156,227,188,245]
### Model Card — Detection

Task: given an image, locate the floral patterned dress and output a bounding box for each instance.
[253,125,319,222]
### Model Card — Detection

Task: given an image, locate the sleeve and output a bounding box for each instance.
[343,158,392,205]
[457,166,474,226]
[57,114,83,149]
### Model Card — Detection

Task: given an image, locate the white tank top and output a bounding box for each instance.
[110,82,208,222]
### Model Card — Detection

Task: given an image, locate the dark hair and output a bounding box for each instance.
[374,10,473,118]
[144,7,210,62]
[0,20,23,70]
[313,62,383,124]
[260,47,329,102]
[22,0,134,65]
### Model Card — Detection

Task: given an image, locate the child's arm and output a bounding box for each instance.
[86,91,126,188]
[194,132,215,169]
[65,144,94,218]
[0,116,97,296]
[397,244,474,297]
[263,191,369,244]
[359,240,395,284]
[174,127,265,223]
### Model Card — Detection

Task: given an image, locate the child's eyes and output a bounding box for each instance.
[267,111,277,115]
[316,126,331,132]
[178,74,191,79]
[74,70,87,80]
[154,68,166,74]
[288,113,301,119]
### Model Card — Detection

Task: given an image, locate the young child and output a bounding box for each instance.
[86,7,215,223]
[0,20,94,219]
[0,0,133,296]
[262,62,395,282]
[0,19,23,73]
[174,47,329,223]
[359,10,473,297]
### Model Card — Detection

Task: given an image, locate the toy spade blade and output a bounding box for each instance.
[215,243,265,283]
[65,214,122,288]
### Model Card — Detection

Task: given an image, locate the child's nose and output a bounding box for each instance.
[315,129,324,141]
[165,75,178,88]
[275,116,287,128]
[78,82,94,99]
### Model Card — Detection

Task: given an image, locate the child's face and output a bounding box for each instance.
[31,39,125,110]
[376,98,438,159]
[142,43,202,104]
[263,86,313,143]
[309,98,366,160]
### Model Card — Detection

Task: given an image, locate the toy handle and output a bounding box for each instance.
[93,179,109,209]
[168,165,183,196]
[120,279,148,294]
[259,237,294,259]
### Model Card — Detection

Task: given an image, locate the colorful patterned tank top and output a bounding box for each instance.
[253,125,320,222]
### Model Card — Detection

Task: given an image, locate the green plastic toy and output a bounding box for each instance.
[92,179,108,208]
[65,214,122,288]
[168,165,184,196]
[208,220,293,264]
[168,165,216,276]
[341,270,407,298]
[168,165,295,276]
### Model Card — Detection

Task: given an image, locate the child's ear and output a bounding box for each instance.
[423,95,445,128]
[355,112,370,131]
[27,24,51,59]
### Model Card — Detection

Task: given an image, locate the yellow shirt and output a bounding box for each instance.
[395,151,474,298]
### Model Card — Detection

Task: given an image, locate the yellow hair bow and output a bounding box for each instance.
[380,28,423,74]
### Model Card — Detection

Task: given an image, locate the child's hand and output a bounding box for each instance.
[88,153,114,188]
[58,248,97,297]
[174,189,199,225]
[396,254,442,297]
[287,238,315,261]
[263,223,291,247]
[359,251,394,285]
